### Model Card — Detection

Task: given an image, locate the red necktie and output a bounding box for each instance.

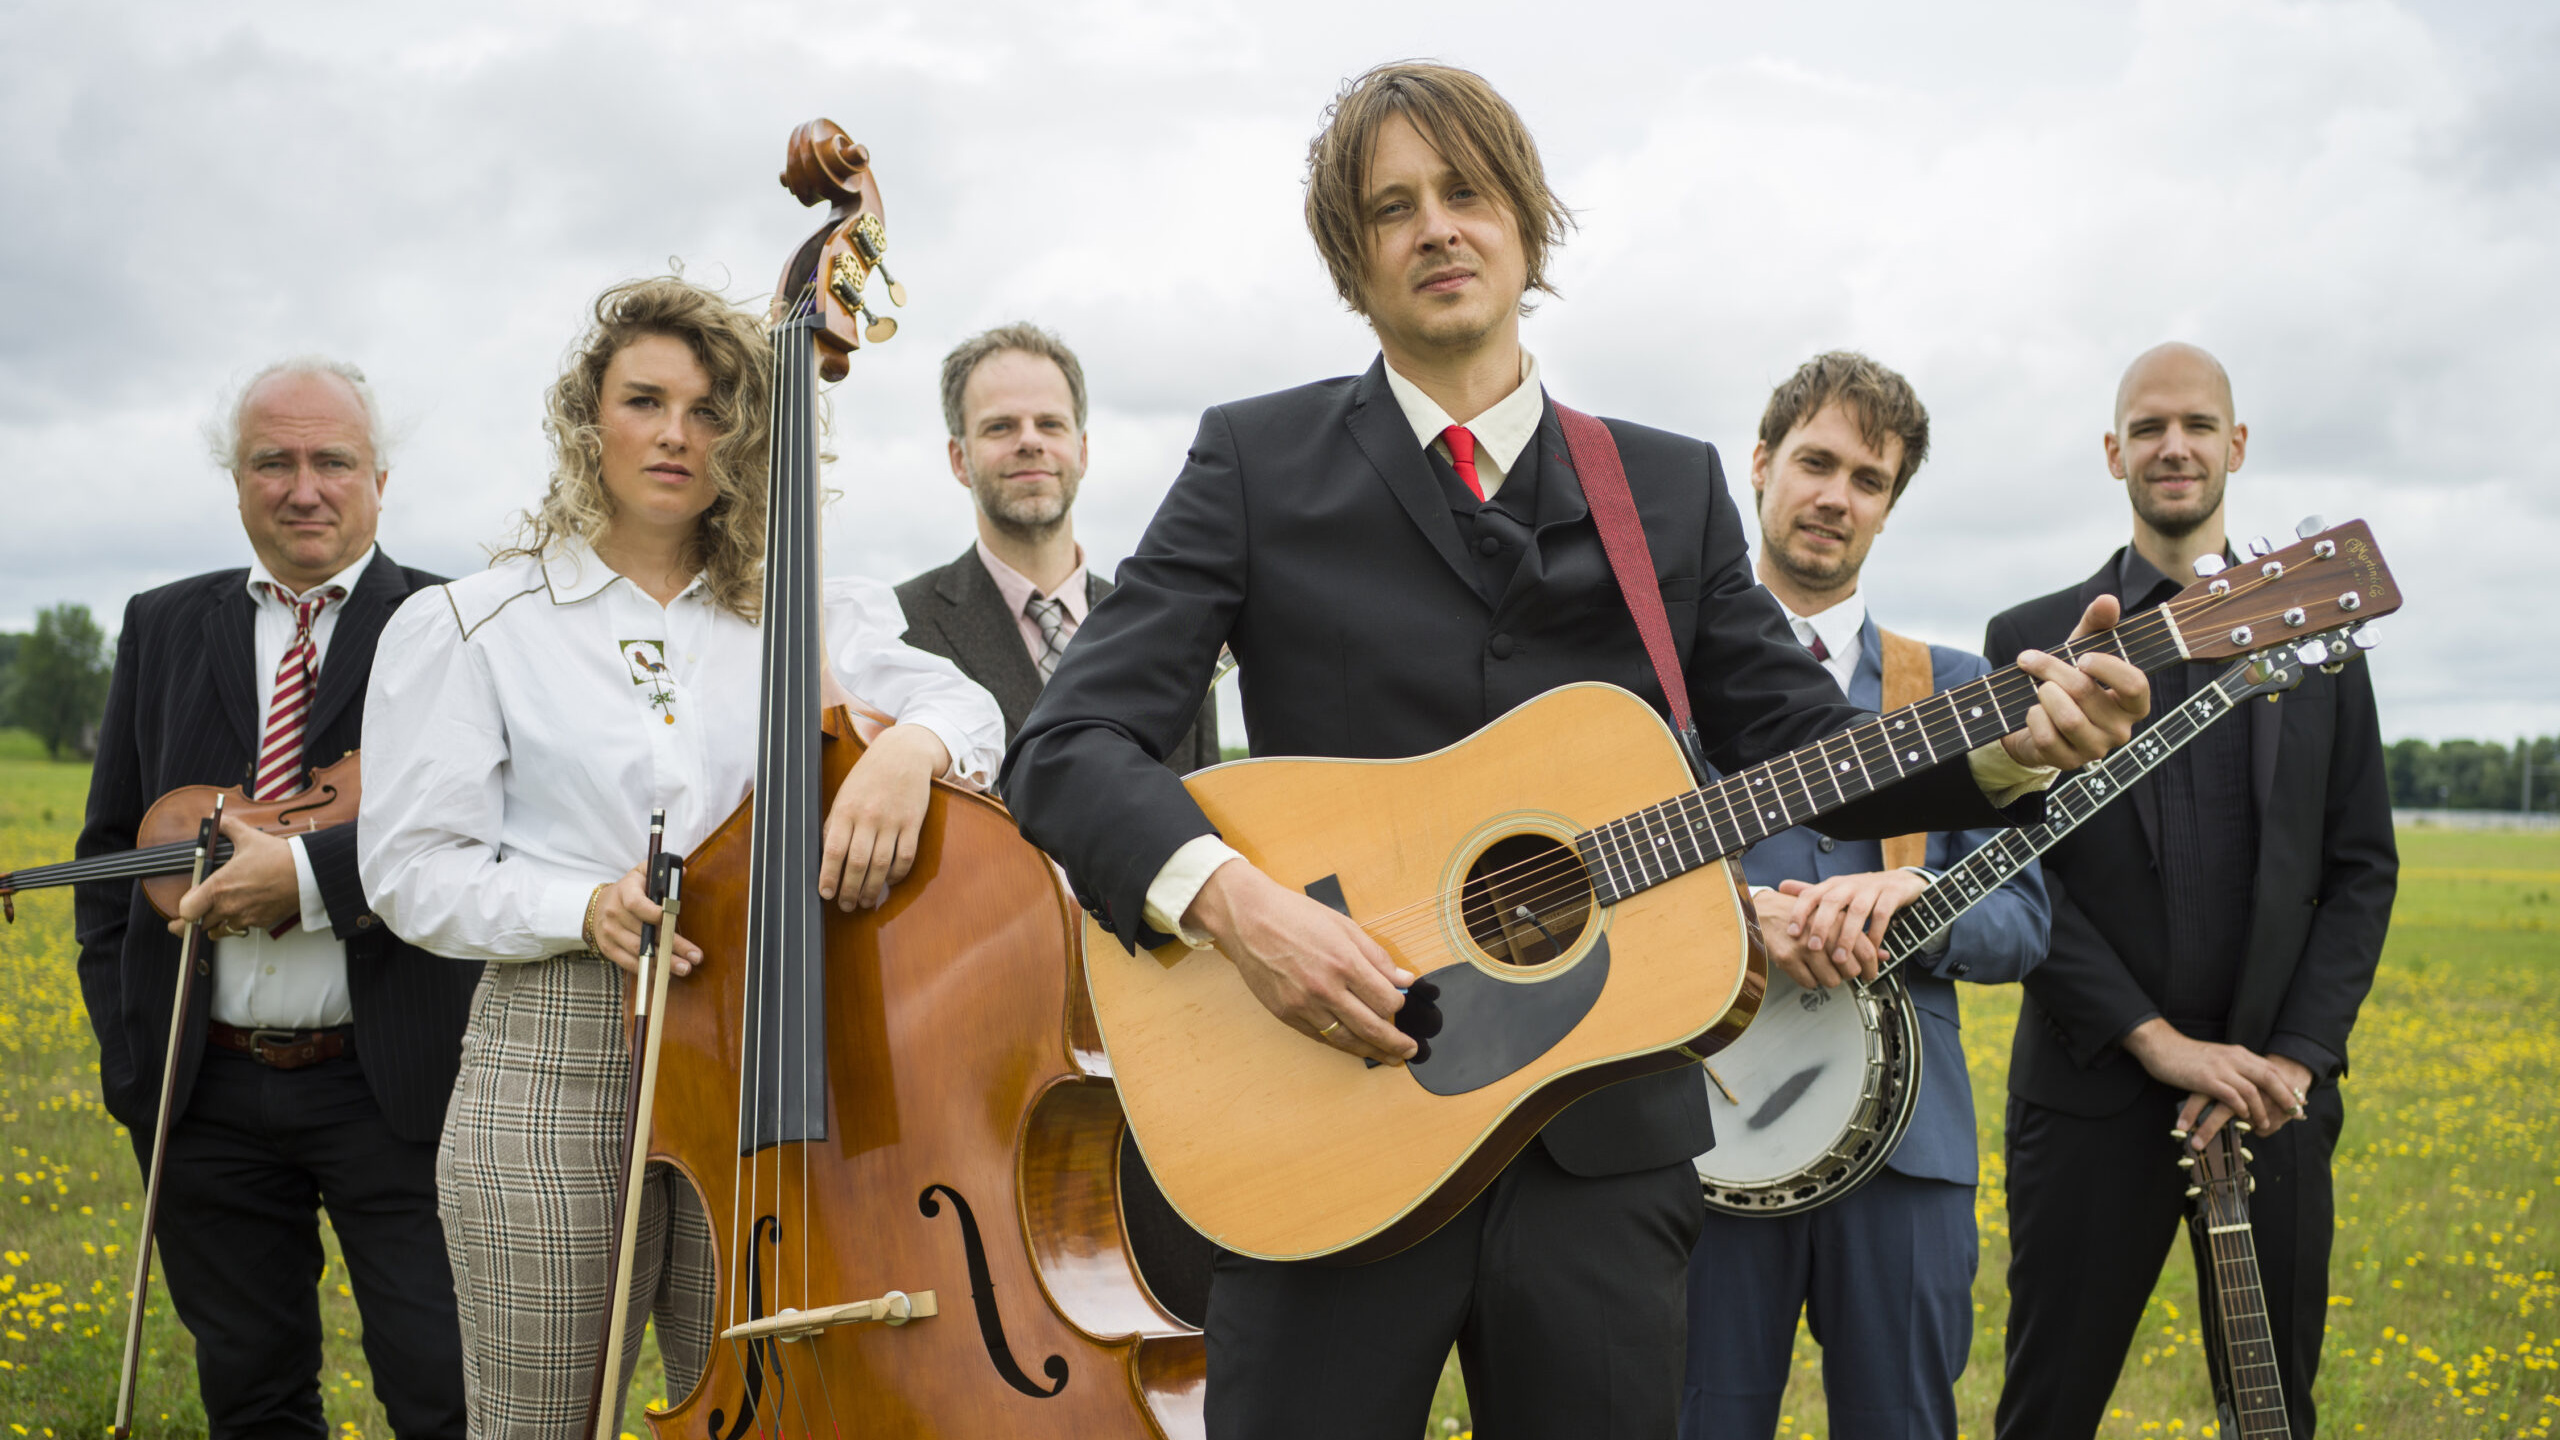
[1805,631,1831,663]
[1441,425,1486,502]
[253,584,344,800]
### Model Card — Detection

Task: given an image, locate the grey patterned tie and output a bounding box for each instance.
[1027,594,1071,679]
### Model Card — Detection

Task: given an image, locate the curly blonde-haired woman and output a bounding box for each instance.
[358,277,1003,1437]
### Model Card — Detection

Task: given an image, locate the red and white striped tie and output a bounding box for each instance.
[252,585,345,800]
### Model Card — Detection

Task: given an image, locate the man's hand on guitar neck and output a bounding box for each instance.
[2125,1018,2317,1147]
[1185,862,1420,1066]
[2001,596,2154,773]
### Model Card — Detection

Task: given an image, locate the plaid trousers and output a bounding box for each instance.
[437,955,715,1439]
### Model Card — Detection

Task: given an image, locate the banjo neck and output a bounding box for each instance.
[2189,1124,2292,1439]
[1872,626,2362,981]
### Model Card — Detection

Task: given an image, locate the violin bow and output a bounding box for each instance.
[112,794,224,1439]
[585,812,687,1440]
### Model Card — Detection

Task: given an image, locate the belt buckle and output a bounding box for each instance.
[249,1027,302,1063]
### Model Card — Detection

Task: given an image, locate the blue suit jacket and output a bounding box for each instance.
[1739,614,2051,1186]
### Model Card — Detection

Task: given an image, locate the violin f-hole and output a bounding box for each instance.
[918,1184,1068,1398]
[276,784,339,828]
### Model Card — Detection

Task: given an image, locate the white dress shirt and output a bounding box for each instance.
[1776,590,1867,697]
[358,540,1006,963]
[210,546,378,1029]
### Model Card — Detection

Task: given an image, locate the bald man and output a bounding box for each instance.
[1981,344,2396,1438]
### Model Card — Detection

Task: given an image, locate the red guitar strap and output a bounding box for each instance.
[1553,403,1707,778]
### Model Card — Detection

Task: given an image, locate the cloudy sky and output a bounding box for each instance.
[3,0,2549,743]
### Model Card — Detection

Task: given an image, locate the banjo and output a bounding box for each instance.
[1697,603,2373,1215]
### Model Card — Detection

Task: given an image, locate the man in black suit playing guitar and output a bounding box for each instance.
[75,360,474,1437]
[1986,343,2397,1439]
[1005,61,2154,1440]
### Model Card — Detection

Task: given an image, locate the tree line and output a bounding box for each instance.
[0,602,2552,807]
[0,604,112,760]
[2388,735,2559,813]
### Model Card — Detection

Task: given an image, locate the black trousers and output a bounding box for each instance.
[1995,1083,2342,1440]
[1205,1143,1704,1440]
[143,1047,466,1440]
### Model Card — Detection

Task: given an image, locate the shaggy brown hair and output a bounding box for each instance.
[939,322,1088,437]
[1756,351,1933,504]
[495,277,774,618]
[1303,61,1574,316]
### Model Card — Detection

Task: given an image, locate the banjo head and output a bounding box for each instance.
[1694,968,1922,1215]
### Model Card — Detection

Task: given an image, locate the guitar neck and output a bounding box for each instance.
[1875,665,2249,968]
[2194,1132,2292,1439]
[1579,604,2191,905]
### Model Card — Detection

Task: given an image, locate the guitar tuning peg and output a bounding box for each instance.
[2351,623,2381,651]
[2186,1185,2202,1198]
[2248,1177,2258,1193]
[2244,535,2276,558]
[2169,1127,2190,1141]
[2234,1120,2253,1133]
[2321,660,2348,674]
[2295,514,2328,540]
[2241,1147,2255,1162]
[2178,1156,2195,1169]
[2191,554,2226,578]
[2294,639,2331,667]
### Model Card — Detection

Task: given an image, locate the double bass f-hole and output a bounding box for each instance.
[919,1185,1068,1398]
[707,1215,784,1440]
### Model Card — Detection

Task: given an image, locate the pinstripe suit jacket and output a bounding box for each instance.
[74,553,483,1144]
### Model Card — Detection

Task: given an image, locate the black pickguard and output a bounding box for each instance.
[1405,935,1610,1096]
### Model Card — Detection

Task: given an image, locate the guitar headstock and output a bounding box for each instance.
[2186,1120,2256,1220]
[773,119,907,381]
[2168,518,2400,663]
[2221,620,2379,703]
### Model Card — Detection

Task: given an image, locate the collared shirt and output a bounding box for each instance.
[975,538,1090,669]
[1773,590,1867,697]
[1380,350,1544,499]
[209,545,378,1028]
[358,538,1006,963]
[2119,545,2259,1032]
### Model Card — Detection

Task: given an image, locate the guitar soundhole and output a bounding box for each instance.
[1459,834,1593,966]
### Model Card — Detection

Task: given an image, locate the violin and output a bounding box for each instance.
[618,122,1203,1440]
[0,752,359,922]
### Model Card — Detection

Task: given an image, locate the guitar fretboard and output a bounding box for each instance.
[1875,661,2251,968]
[1575,603,2189,904]
[2196,1129,2291,1438]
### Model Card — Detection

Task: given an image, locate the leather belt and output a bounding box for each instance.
[206,1021,353,1070]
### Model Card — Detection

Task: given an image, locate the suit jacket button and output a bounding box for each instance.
[1488,634,1514,660]
[1817,836,1835,853]
[356,914,377,929]
[1478,536,1501,557]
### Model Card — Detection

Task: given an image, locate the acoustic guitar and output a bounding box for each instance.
[2184,1118,2292,1439]
[1089,519,2400,1263]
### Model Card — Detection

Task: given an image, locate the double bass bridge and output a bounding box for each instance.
[719,1289,940,1344]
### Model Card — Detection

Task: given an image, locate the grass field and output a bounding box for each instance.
[1,731,2553,1437]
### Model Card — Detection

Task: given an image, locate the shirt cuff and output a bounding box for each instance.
[1967,742,2058,808]
[2266,1032,2343,1086]
[289,835,330,935]
[907,716,994,790]
[540,879,600,956]
[1143,835,1247,949]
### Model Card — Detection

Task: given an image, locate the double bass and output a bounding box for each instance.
[632,121,1203,1439]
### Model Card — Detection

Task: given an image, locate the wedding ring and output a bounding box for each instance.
[1317,1020,1342,1038]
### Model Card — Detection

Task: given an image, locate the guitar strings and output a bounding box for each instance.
[1328,566,2305,960]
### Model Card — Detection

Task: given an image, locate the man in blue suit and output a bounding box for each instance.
[1680,352,2052,1440]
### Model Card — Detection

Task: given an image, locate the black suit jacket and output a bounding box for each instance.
[895,546,1221,770]
[75,553,483,1144]
[1003,359,2019,1178]
[1985,550,2397,1119]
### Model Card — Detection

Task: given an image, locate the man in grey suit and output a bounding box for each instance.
[895,322,1220,1326]
[896,322,1219,769]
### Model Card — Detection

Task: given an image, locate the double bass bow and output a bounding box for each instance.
[632,120,1203,1440]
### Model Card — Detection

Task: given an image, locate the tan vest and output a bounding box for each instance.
[1878,628,1934,874]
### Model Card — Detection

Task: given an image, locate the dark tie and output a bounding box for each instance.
[1796,622,1830,664]
[1026,595,1070,679]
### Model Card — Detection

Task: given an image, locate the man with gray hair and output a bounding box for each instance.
[894,323,1220,1326]
[75,358,473,1437]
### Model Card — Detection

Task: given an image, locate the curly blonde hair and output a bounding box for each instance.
[496,276,774,618]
